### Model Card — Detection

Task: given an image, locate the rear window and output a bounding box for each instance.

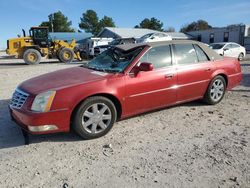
[230,43,240,48]
[194,44,209,62]
[174,44,198,65]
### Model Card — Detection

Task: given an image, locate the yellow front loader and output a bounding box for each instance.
[6,27,82,65]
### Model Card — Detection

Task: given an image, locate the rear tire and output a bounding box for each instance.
[72,96,117,139]
[80,51,89,60]
[204,75,226,105]
[59,48,74,63]
[238,53,244,61]
[23,49,41,65]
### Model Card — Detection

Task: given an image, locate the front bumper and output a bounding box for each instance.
[9,106,71,134]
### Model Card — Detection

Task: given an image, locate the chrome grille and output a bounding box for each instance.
[10,89,29,109]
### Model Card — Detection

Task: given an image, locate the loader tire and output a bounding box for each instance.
[56,47,64,62]
[23,49,41,65]
[59,48,74,63]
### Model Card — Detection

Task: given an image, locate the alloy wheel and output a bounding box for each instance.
[210,79,225,102]
[81,103,112,134]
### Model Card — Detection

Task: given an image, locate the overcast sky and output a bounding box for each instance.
[0,0,250,49]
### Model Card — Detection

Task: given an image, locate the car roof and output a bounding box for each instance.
[116,40,223,60]
[210,42,227,45]
[116,40,204,49]
[116,37,135,40]
[210,42,238,45]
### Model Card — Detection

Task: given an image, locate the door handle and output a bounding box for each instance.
[205,68,211,71]
[165,73,174,79]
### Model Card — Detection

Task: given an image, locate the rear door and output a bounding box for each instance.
[174,43,214,102]
[230,43,241,57]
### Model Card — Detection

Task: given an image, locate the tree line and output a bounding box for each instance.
[40,10,212,35]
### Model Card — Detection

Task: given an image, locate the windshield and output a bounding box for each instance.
[141,33,153,40]
[209,43,225,49]
[81,47,144,73]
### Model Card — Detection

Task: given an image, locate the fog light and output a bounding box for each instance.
[28,125,58,132]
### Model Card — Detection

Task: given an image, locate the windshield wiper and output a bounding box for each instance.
[104,68,121,73]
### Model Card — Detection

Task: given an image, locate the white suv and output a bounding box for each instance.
[209,42,246,61]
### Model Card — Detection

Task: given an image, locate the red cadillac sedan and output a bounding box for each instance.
[9,40,242,139]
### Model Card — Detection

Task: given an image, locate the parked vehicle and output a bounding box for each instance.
[209,42,246,61]
[110,38,136,45]
[80,37,113,58]
[6,27,82,64]
[94,38,136,56]
[10,40,242,139]
[94,45,110,56]
[137,32,172,43]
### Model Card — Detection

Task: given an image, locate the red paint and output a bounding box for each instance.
[10,49,242,134]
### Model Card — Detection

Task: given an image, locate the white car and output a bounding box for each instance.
[137,32,172,43]
[209,42,246,61]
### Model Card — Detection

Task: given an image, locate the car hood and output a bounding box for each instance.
[19,67,110,95]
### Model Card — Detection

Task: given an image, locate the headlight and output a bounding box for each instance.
[31,91,56,112]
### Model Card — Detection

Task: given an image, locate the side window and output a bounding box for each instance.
[33,29,47,39]
[231,43,240,48]
[129,39,134,44]
[121,40,126,44]
[174,44,198,65]
[124,39,130,44]
[158,33,165,37]
[140,45,172,69]
[225,44,232,49]
[194,44,209,62]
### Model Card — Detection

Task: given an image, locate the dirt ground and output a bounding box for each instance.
[0,52,249,188]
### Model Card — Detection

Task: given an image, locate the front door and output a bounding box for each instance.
[124,45,177,116]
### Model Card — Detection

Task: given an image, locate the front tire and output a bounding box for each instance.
[204,75,226,105]
[23,49,41,65]
[72,96,117,139]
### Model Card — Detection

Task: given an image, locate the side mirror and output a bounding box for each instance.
[129,62,153,77]
[138,62,153,71]
[223,48,229,51]
[150,36,155,39]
